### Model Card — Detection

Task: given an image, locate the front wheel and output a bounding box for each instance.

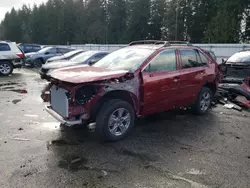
[0,61,13,76]
[193,87,213,115]
[96,99,135,141]
[34,59,43,67]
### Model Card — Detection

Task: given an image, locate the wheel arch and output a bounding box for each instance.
[203,81,217,95]
[91,90,138,120]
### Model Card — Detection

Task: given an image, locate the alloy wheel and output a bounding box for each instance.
[108,108,131,136]
[200,92,211,111]
[0,63,11,75]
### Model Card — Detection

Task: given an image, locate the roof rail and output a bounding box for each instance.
[166,41,193,46]
[129,40,192,47]
[129,40,168,46]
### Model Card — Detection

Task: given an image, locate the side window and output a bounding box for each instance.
[48,48,57,54]
[180,49,207,68]
[93,53,108,60]
[198,51,209,65]
[145,50,177,72]
[57,48,70,54]
[25,45,33,50]
[33,46,41,51]
[0,43,11,51]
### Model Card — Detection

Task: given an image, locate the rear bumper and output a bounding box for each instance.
[11,59,24,68]
[45,105,82,126]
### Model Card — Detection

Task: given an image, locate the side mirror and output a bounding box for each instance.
[45,52,50,55]
[222,58,227,64]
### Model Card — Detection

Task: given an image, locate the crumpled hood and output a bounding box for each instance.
[48,66,129,84]
[42,61,81,69]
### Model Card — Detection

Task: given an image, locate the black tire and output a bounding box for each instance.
[0,61,13,76]
[34,59,43,67]
[96,99,135,141]
[193,87,213,115]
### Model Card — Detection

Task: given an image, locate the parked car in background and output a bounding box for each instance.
[42,40,220,141]
[25,47,73,67]
[221,50,250,83]
[0,41,25,76]
[40,50,109,79]
[46,49,84,63]
[18,43,41,53]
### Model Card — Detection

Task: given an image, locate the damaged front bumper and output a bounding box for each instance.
[45,105,82,126]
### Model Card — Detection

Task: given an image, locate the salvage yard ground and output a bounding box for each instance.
[0,69,250,188]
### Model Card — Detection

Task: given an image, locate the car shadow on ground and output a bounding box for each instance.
[47,109,217,171]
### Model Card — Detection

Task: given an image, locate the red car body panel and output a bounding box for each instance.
[43,44,219,124]
[48,66,129,84]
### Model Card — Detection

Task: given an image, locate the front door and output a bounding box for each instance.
[141,49,181,115]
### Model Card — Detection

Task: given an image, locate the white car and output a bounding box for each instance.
[0,41,24,76]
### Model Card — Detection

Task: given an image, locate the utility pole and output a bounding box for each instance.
[175,0,179,41]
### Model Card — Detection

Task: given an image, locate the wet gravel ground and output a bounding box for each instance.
[0,68,250,188]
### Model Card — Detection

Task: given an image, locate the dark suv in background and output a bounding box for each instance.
[18,43,41,53]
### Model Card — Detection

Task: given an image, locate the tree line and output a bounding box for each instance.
[0,0,249,45]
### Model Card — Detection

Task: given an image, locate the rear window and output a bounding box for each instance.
[0,43,11,51]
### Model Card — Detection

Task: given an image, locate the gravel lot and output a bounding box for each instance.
[0,69,250,188]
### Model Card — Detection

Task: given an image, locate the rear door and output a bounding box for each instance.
[177,49,209,107]
[141,49,181,115]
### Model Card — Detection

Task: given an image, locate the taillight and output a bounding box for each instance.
[16,53,24,58]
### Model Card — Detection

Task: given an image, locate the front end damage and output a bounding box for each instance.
[216,63,250,109]
[41,73,140,126]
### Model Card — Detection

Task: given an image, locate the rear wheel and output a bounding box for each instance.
[34,59,43,67]
[193,87,212,115]
[0,61,13,76]
[96,99,135,141]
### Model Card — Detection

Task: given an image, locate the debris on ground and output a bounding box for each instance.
[18,128,24,131]
[11,138,30,141]
[98,170,108,179]
[215,76,250,111]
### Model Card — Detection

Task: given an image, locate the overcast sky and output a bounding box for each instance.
[0,0,48,21]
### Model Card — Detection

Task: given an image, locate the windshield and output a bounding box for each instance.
[93,48,154,71]
[38,47,53,53]
[63,50,82,58]
[227,51,250,63]
[70,51,97,62]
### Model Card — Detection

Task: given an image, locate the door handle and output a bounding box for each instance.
[173,76,180,82]
[200,71,206,75]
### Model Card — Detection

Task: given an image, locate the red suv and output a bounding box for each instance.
[43,41,220,141]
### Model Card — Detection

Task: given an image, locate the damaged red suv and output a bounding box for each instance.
[43,41,220,141]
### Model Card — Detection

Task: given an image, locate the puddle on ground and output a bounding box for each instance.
[12,99,22,104]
